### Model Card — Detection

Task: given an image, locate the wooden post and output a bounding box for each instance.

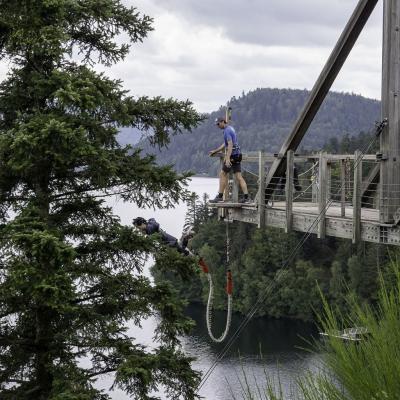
[258,151,266,228]
[285,150,294,232]
[223,178,230,202]
[218,157,226,219]
[340,160,346,217]
[222,156,230,204]
[312,162,318,203]
[353,150,362,243]
[380,0,400,223]
[226,106,235,203]
[318,152,327,239]
[326,161,332,201]
[232,176,239,202]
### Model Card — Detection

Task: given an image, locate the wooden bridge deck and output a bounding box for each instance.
[273,201,379,221]
[210,201,400,246]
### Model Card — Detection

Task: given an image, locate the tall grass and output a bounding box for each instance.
[233,261,400,400]
[227,360,285,400]
[305,262,400,399]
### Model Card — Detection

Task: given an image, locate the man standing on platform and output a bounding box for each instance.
[209,117,250,203]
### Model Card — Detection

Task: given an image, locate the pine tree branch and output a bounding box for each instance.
[23,385,41,396]
[72,294,104,304]
[5,379,27,384]
[86,368,117,378]
[0,337,31,346]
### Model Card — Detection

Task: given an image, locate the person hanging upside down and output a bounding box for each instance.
[179,227,195,253]
[133,217,190,255]
[209,117,251,203]
[133,217,210,273]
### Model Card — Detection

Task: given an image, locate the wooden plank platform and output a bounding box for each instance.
[209,202,257,209]
[209,201,400,245]
[273,201,379,222]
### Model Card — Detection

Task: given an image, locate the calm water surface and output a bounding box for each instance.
[97,177,321,399]
[182,304,320,400]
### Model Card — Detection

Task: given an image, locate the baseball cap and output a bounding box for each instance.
[215,117,226,125]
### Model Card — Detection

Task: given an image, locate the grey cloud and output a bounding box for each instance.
[116,0,382,112]
[161,55,197,68]
[150,0,382,47]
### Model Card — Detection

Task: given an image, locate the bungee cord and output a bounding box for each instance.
[204,272,233,343]
[200,221,233,343]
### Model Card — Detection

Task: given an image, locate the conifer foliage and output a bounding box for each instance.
[0,1,203,398]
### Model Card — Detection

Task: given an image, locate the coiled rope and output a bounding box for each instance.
[206,271,233,342]
[198,259,233,343]
[198,221,233,343]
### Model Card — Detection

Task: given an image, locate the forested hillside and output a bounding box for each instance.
[117,126,141,145]
[138,88,380,175]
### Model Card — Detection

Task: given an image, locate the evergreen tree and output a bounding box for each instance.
[183,192,199,233]
[183,192,213,235]
[329,260,346,304]
[197,193,214,226]
[348,255,363,296]
[0,1,203,399]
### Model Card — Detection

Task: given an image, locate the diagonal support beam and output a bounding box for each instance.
[361,163,380,207]
[264,0,378,201]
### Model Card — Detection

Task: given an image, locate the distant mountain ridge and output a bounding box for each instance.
[135,88,380,175]
[117,127,142,146]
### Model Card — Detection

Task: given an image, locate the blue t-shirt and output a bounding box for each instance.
[223,125,241,155]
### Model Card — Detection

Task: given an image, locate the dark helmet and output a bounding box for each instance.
[133,217,147,226]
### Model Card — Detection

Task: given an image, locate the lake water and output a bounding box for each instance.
[98,177,321,399]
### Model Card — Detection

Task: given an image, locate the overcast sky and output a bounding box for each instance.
[0,0,384,113]
[108,0,384,112]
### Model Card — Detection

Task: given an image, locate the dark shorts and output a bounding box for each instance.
[222,153,242,173]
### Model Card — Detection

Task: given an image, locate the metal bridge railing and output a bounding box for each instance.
[211,151,400,233]
[209,151,400,244]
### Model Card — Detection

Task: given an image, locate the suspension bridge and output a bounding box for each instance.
[199,0,400,392]
[209,0,400,247]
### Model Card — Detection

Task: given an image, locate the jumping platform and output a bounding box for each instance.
[209,151,400,246]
